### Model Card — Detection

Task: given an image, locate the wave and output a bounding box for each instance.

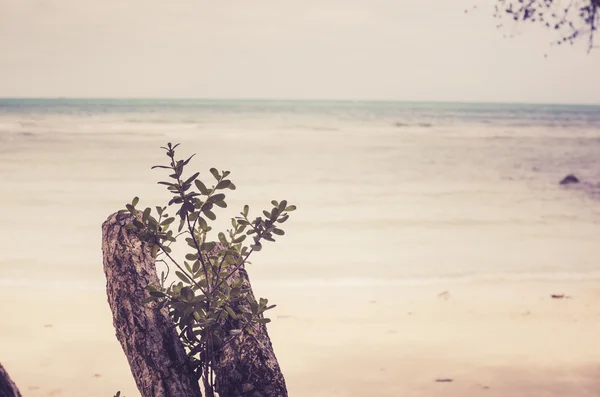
[394,122,434,128]
[125,119,202,124]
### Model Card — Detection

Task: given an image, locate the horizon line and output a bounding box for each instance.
[1,97,599,107]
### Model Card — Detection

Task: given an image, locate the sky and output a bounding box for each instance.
[1,0,599,103]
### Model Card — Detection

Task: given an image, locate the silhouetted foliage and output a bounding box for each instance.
[493,0,599,51]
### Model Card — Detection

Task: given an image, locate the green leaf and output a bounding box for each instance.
[277,214,289,223]
[270,208,280,221]
[175,271,190,283]
[243,205,249,217]
[225,306,238,319]
[229,329,243,336]
[184,172,200,185]
[160,217,175,226]
[198,217,208,230]
[228,183,236,190]
[271,200,278,207]
[194,180,209,195]
[185,253,198,261]
[181,153,196,166]
[181,286,194,301]
[210,168,220,180]
[206,241,217,252]
[142,207,151,223]
[132,197,139,207]
[204,210,216,221]
[257,318,271,324]
[126,204,137,215]
[285,205,297,212]
[192,260,201,273]
[250,242,262,252]
[218,232,228,244]
[216,180,231,189]
[278,200,288,212]
[215,200,227,208]
[132,219,144,229]
[232,235,246,244]
[208,193,226,204]
[272,228,285,236]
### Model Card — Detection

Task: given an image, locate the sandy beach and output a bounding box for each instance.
[1,279,599,397]
[1,101,599,396]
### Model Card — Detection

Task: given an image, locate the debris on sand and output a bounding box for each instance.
[438,291,451,300]
[551,294,571,299]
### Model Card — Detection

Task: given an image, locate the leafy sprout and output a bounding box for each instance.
[118,142,296,396]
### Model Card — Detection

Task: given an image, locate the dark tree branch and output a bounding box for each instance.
[493,0,600,51]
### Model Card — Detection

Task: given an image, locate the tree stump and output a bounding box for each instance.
[0,363,22,397]
[102,212,288,397]
[102,212,202,397]
[211,245,288,397]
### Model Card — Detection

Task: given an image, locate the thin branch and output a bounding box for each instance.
[156,241,207,296]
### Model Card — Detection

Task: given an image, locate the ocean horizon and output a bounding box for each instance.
[2,97,600,107]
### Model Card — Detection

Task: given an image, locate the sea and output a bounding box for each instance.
[0,99,599,290]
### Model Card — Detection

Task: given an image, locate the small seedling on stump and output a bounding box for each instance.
[118,142,296,396]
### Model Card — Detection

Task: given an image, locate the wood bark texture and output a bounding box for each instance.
[102,212,202,397]
[211,244,288,397]
[0,363,22,397]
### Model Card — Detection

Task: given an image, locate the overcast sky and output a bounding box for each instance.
[1,0,599,103]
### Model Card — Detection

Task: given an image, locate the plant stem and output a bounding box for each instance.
[156,241,207,296]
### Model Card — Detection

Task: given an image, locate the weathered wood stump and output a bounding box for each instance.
[102,212,203,397]
[102,212,288,397]
[211,245,288,397]
[0,363,22,397]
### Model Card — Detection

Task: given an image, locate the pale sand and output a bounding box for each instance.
[1,279,599,397]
